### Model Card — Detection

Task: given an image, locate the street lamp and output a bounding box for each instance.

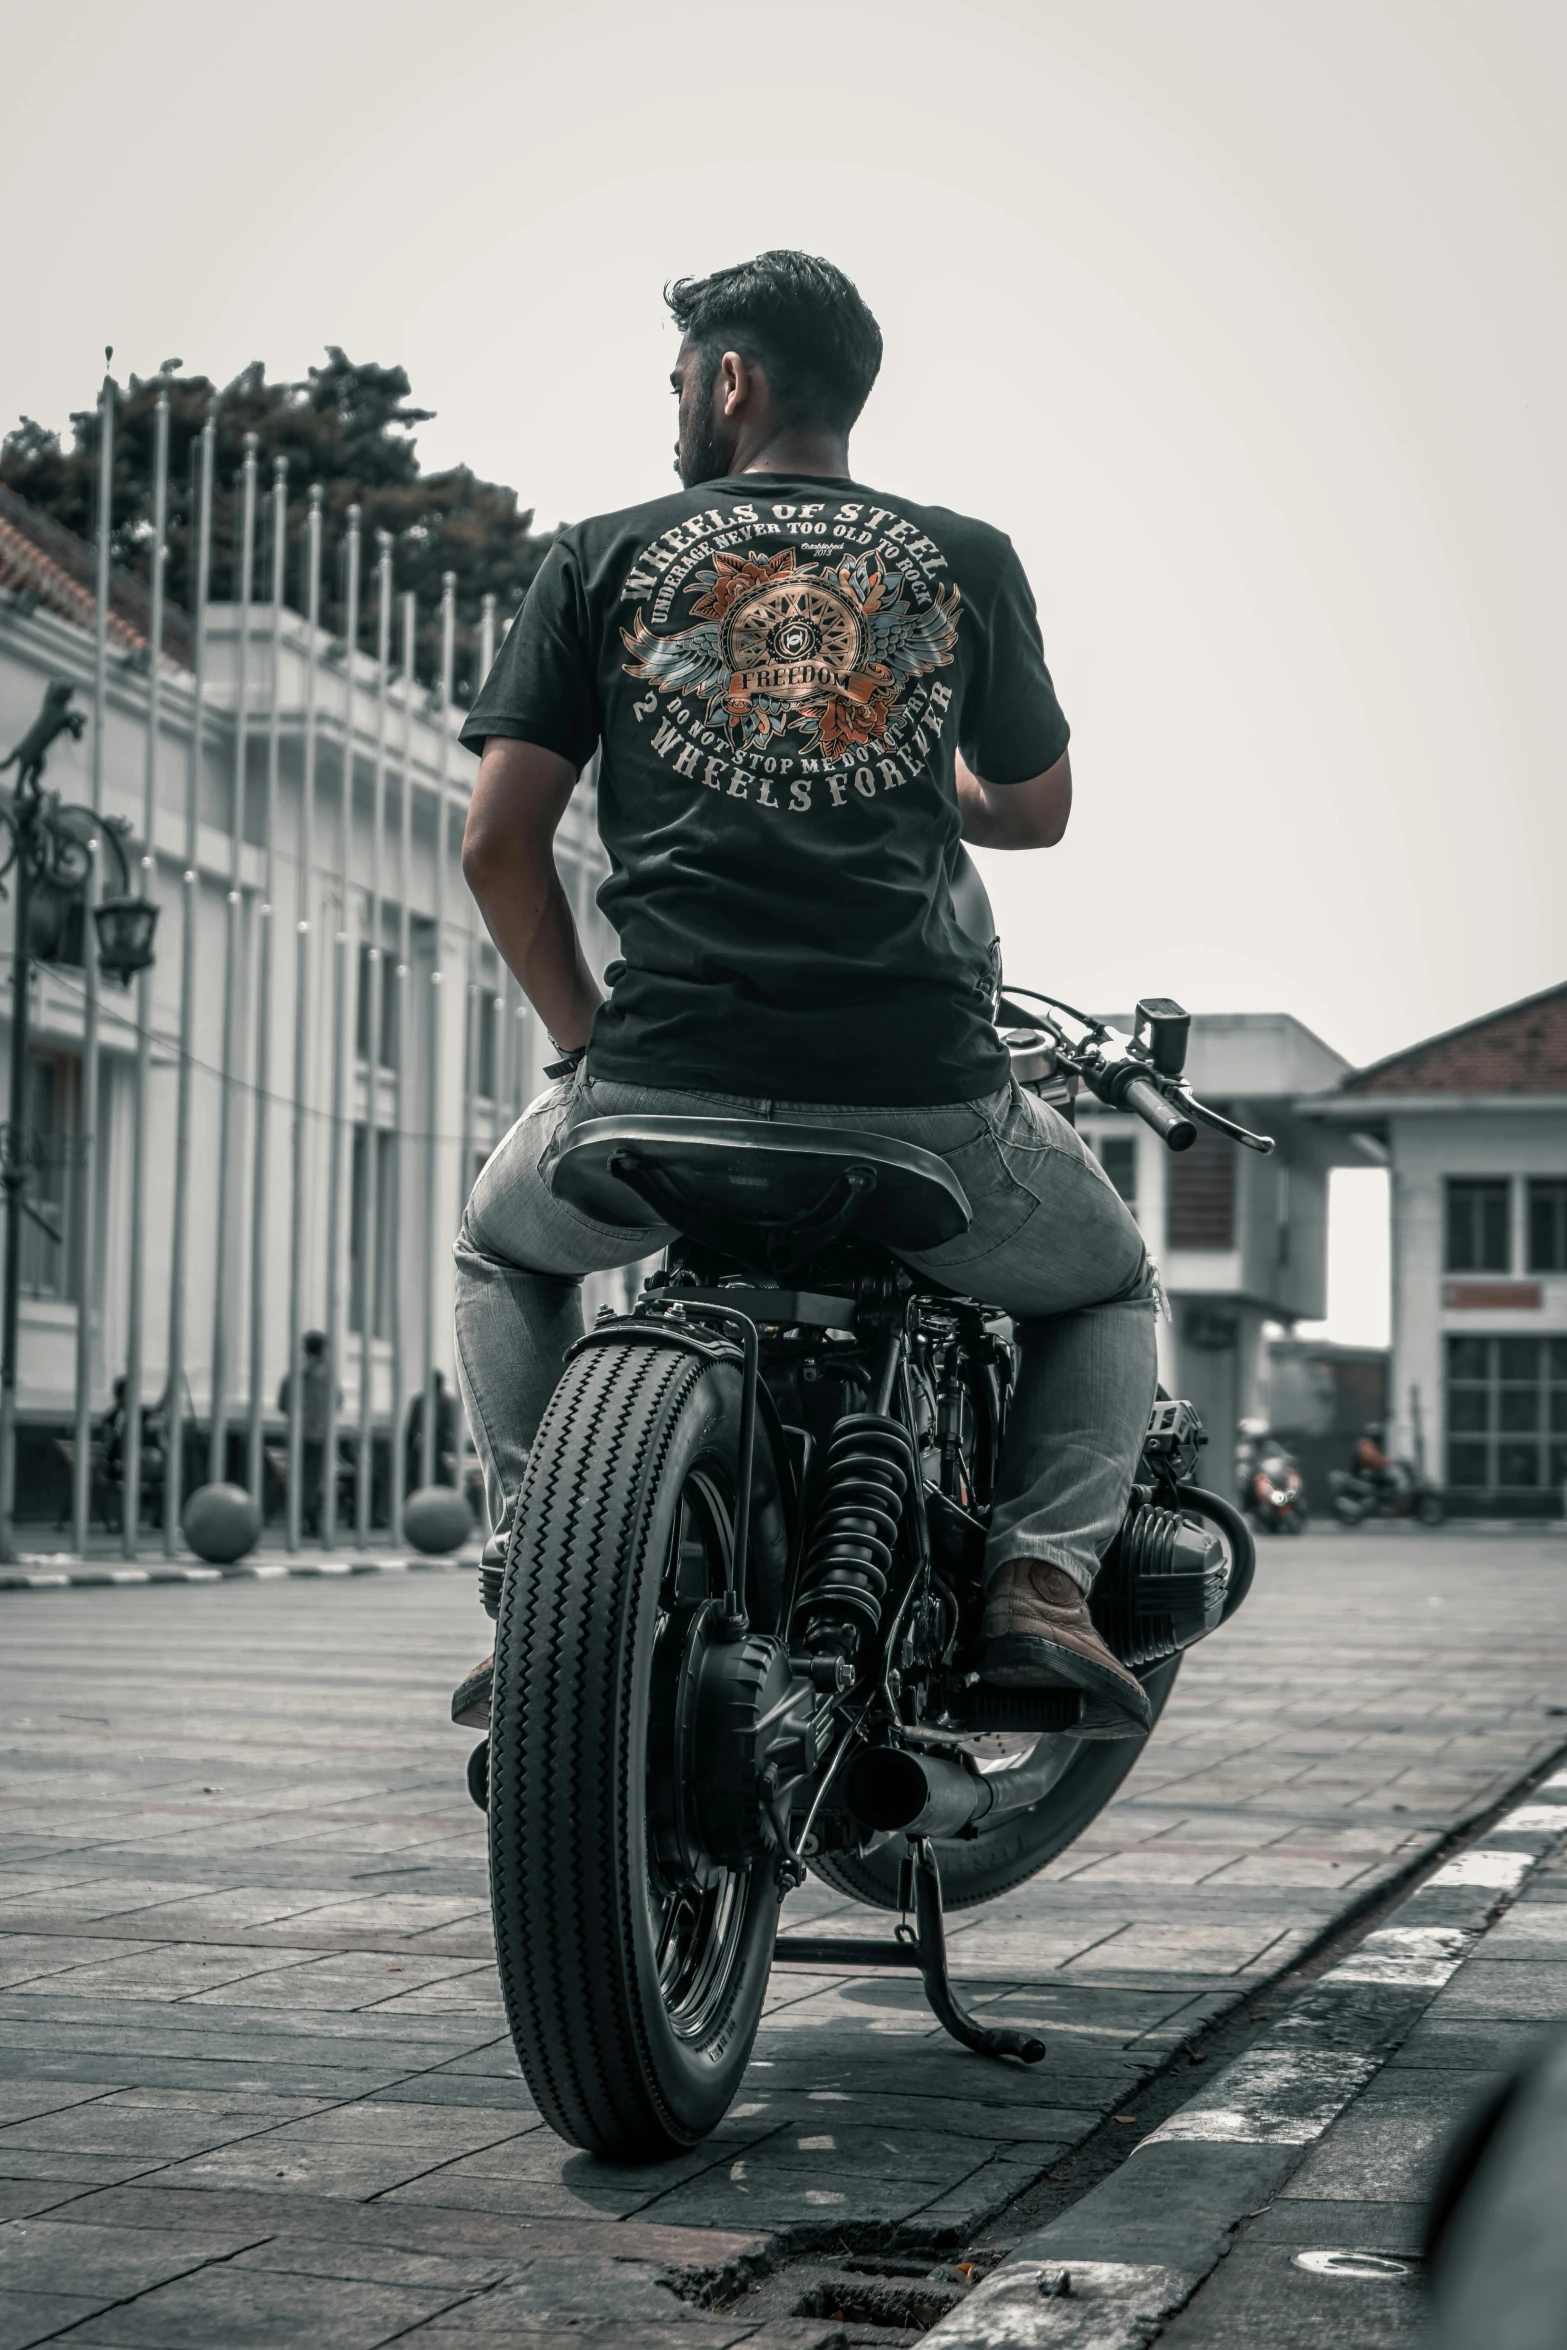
[0,681,159,1561]
[93,896,160,984]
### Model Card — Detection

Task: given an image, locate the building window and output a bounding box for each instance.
[1276,1164,1291,1267]
[1445,1335,1567,1491]
[348,1126,395,1338]
[1527,1180,1567,1274]
[18,1051,82,1301]
[356,941,399,1070]
[1095,1134,1138,1208]
[1167,1124,1234,1249]
[468,990,499,1102]
[1445,1179,1510,1273]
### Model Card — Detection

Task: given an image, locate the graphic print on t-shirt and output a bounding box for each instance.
[618,494,961,811]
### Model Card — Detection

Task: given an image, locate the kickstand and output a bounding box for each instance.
[903,1838,1046,2065]
[771,1839,1045,2065]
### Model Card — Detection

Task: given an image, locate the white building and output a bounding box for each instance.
[0,490,614,1524]
[1076,1013,1378,1459]
[1303,982,1567,1516]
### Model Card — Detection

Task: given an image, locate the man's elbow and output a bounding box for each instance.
[1025,754,1072,848]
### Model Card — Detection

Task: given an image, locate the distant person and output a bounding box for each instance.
[99,1377,129,1477]
[405,1371,459,1495]
[278,1332,338,1536]
[1353,1421,1400,1499]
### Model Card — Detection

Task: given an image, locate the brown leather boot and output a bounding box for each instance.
[981,1561,1152,1739]
[451,1655,493,1730]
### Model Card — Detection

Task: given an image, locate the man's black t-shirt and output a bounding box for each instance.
[460,472,1069,1105]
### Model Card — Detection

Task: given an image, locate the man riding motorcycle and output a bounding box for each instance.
[450,249,1156,1740]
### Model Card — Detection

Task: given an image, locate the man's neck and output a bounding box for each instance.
[729,424,851,479]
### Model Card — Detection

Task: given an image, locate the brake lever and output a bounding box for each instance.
[1173,1092,1275,1155]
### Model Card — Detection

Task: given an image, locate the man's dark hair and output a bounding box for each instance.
[665,251,883,436]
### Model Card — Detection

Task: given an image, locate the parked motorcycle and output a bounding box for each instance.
[473,986,1269,2161]
[1236,1423,1308,1535]
[1329,1462,1446,1527]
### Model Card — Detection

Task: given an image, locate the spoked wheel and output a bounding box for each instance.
[487,1340,786,2160]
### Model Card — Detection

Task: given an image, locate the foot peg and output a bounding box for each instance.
[773,1837,1046,2066]
[956,1685,1085,1734]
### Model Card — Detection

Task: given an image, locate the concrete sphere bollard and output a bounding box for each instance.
[404,1485,474,1556]
[183,1482,263,1565]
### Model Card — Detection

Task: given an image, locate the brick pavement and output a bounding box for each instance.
[1146,1787,1567,2345]
[0,1531,1564,2345]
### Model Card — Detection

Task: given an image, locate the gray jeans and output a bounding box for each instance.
[453,1071,1157,1595]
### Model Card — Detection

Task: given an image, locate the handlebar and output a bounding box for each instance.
[1121,1074,1197,1151]
[999,987,1275,1158]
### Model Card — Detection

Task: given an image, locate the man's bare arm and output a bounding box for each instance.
[461,737,603,1052]
[956,747,1072,850]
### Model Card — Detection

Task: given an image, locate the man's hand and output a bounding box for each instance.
[956,747,1072,850]
[461,738,604,1052]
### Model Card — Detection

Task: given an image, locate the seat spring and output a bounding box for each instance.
[792,1413,910,1662]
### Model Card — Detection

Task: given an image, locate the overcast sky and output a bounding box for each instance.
[8,0,1562,1342]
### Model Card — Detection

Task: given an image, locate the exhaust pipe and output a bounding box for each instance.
[843,1747,993,1842]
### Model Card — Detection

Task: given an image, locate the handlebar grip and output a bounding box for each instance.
[1121,1074,1197,1151]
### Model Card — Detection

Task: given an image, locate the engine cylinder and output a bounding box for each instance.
[1091,1504,1228,1667]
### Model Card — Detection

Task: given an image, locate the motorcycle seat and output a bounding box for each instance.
[549,1115,972,1254]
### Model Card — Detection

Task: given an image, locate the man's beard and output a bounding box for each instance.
[677,371,734,488]
[677,416,730,488]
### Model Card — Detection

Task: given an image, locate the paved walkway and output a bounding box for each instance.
[0,1531,1564,2345]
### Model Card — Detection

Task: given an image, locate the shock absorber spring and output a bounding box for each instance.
[791,1414,913,1666]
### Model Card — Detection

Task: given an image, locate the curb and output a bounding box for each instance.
[926,1772,1567,2347]
[0,1553,479,1591]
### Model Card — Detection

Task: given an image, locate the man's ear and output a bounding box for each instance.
[718,348,758,419]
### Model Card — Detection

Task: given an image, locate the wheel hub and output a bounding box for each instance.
[691,1623,809,1867]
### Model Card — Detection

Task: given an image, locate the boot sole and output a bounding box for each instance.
[451,1666,493,1730]
[981,1634,1152,1738]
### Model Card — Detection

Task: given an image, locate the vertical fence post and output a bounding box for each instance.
[70,842,101,1553]
[245,455,288,1507]
[121,378,169,1558]
[322,507,360,1549]
[284,486,322,1548]
[207,433,258,1486]
[388,592,416,1545]
[69,362,115,1554]
[164,404,216,1554]
[420,575,455,1493]
[356,534,391,1545]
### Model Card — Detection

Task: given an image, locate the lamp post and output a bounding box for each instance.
[0,683,159,1561]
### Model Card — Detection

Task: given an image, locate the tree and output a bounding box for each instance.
[0,352,553,702]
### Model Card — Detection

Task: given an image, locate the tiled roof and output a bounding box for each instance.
[1342,981,1567,1095]
[0,485,193,668]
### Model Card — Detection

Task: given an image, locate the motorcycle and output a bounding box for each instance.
[473,980,1271,2161]
[1237,1432,1308,1535]
[1329,1462,1446,1528]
